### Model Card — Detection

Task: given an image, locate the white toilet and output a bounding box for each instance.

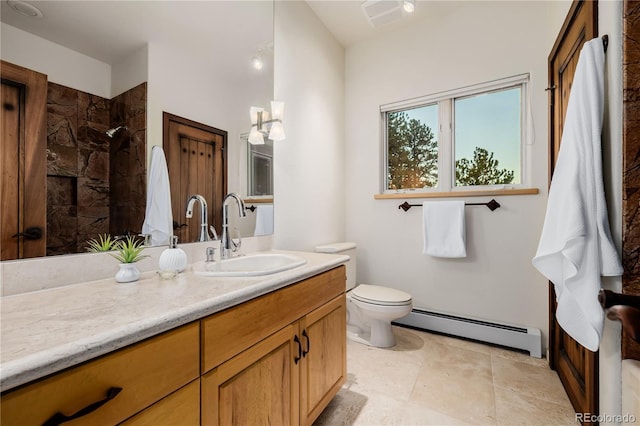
[315,242,412,348]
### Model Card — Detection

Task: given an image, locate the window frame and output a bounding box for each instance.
[381,74,530,194]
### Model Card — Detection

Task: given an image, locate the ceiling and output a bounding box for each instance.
[1,0,453,68]
[0,1,274,83]
[306,0,458,47]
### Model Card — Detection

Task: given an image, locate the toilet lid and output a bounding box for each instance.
[351,284,412,306]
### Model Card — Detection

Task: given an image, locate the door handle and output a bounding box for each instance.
[294,335,302,364]
[302,329,310,357]
[42,386,123,426]
[12,227,43,240]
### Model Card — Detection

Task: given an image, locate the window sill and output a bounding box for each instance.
[374,188,539,200]
[243,197,274,203]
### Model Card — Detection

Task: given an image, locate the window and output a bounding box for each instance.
[383,74,528,193]
[248,139,273,196]
[387,104,439,190]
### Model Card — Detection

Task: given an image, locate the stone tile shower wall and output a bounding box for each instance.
[109,83,147,243]
[46,83,147,256]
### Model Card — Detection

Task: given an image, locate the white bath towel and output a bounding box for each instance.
[254,204,274,236]
[532,38,623,352]
[422,201,466,258]
[141,145,173,246]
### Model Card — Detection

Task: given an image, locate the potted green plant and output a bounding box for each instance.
[85,234,118,252]
[111,236,148,283]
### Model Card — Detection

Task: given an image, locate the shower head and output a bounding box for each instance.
[106,125,128,138]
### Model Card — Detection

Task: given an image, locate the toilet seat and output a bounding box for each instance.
[351,284,412,306]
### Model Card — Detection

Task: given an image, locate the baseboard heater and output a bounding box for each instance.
[394,309,542,358]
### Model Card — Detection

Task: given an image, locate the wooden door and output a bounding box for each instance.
[163,113,226,244]
[299,295,347,426]
[201,325,300,426]
[0,61,47,260]
[547,0,599,419]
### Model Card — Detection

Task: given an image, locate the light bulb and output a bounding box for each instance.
[403,0,415,13]
[248,127,265,145]
[250,106,264,125]
[268,122,286,142]
[251,55,264,70]
[271,101,285,120]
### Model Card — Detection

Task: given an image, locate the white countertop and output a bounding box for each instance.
[0,250,348,392]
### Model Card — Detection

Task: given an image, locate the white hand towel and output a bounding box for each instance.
[532,38,623,352]
[141,145,173,246]
[254,204,274,236]
[422,201,466,258]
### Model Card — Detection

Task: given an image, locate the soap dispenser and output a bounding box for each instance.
[159,236,188,273]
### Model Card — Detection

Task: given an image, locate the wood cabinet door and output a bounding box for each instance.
[547,0,599,420]
[201,325,300,426]
[299,295,347,426]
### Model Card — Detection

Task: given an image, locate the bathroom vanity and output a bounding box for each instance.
[0,251,347,425]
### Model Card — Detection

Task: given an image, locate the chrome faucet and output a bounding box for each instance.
[221,193,246,259]
[186,194,213,242]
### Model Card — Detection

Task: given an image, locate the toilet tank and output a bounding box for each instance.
[315,242,357,291]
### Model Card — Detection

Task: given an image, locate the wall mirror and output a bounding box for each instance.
[0,0,274,259]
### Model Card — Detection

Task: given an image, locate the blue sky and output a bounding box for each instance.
[454,87,521,183]
[402,87,521,184]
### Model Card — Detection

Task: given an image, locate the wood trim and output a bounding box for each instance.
[373,188,539,200]
[622,0,640,361]
[243,197,274,204]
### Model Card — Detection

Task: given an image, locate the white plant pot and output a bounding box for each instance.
[115,263,140,283]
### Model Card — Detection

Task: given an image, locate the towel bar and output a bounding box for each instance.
[398,199,500,212]
[599,289,640,343]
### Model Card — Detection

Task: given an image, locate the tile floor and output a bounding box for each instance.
[315,326,577,425]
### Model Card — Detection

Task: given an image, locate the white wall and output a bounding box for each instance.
[111,45,148,98]
[344,1,571,352]
[273,0,345,251]
[1,23,111,98]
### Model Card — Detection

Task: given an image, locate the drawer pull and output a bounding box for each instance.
[294,335,302,365]
[302,329,310,357]
[42,386,123,426]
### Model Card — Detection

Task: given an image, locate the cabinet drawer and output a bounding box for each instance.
[201,266,345,373]
[1,323,199,426]
[121,379,200,426]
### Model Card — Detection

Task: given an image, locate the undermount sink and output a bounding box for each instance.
[192,253,307,277]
